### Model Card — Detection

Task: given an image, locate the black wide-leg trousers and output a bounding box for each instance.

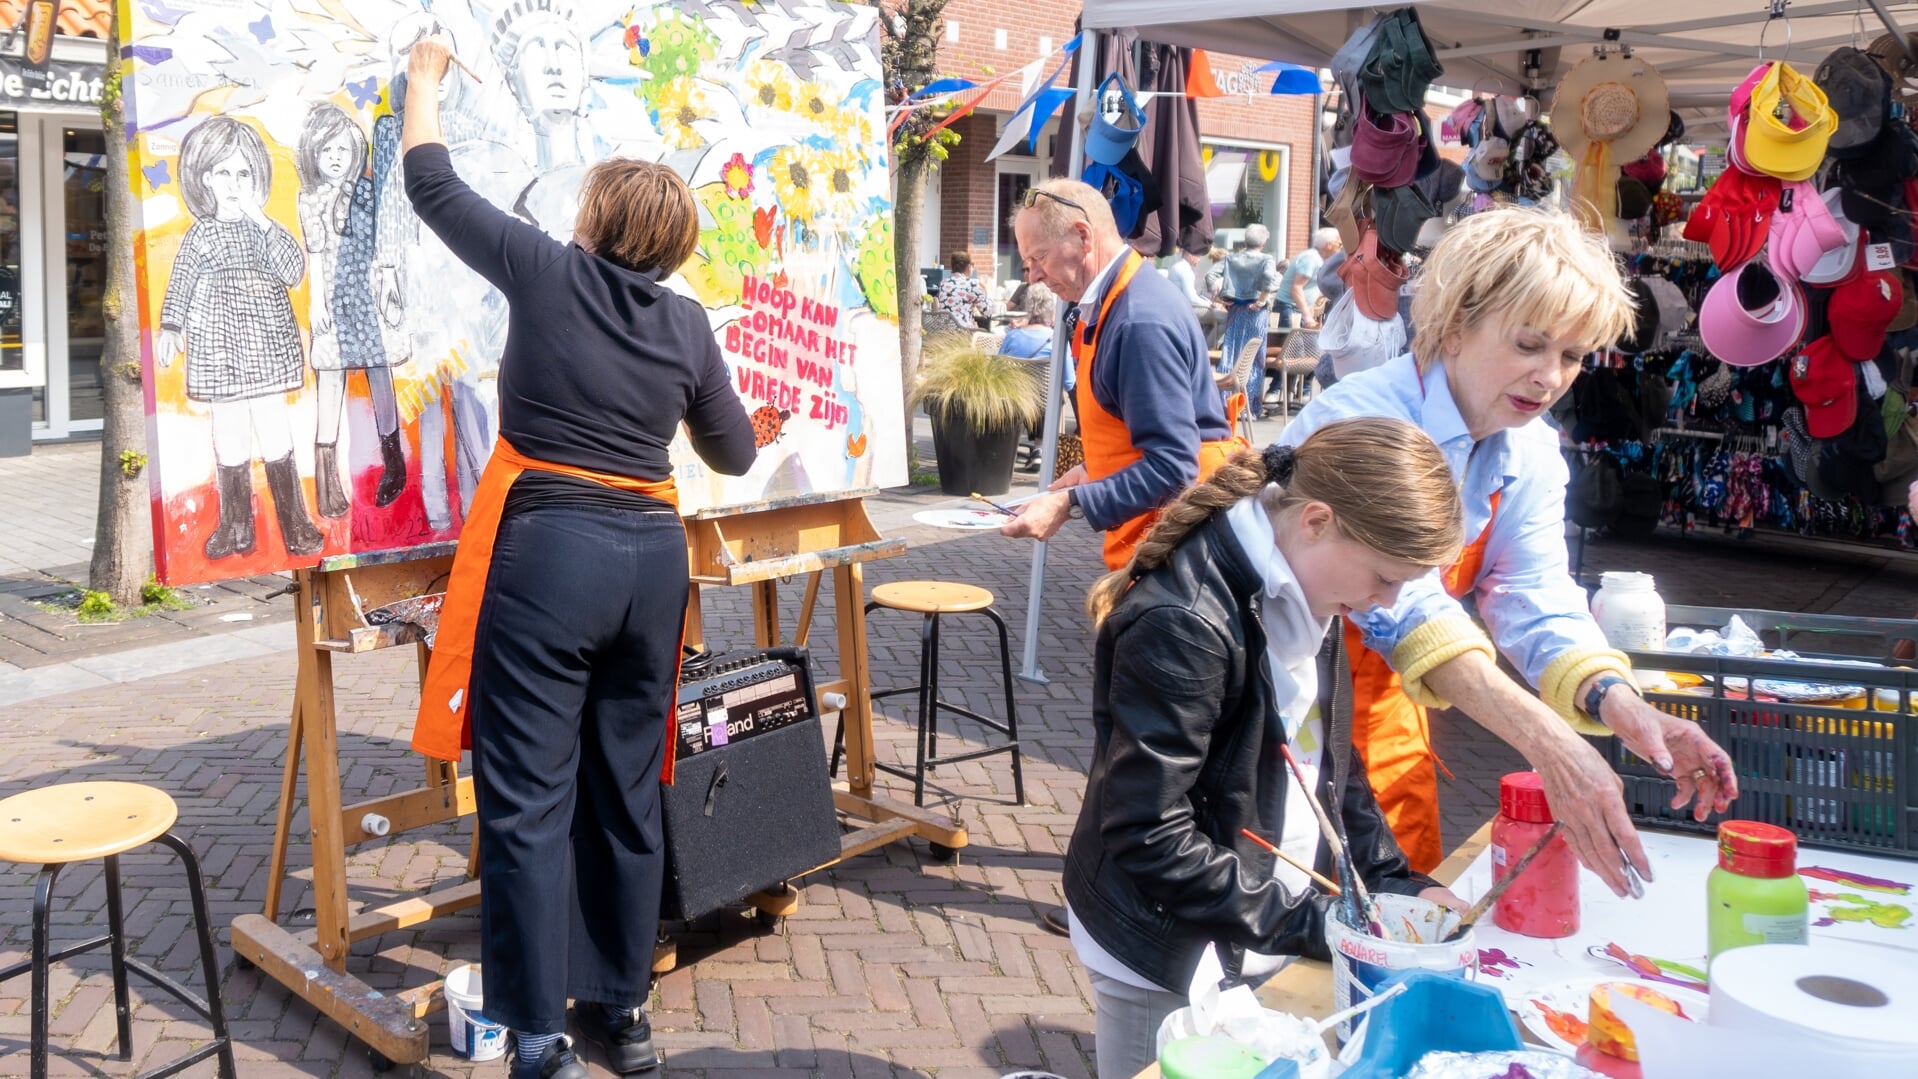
[467,502,685,1034]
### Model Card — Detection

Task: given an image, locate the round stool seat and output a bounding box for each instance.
[871,581,994,614]
[0,781,178,865]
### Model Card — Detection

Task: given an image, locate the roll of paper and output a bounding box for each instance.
[1629,942,1918,1075]
[1709,943,1918,1060]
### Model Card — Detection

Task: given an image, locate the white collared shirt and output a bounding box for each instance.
[1225,494,1333,980]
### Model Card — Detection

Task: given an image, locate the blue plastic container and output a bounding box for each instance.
[1336,971,1523,1079]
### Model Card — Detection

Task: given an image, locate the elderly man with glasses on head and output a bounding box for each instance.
[999,179,1247,572]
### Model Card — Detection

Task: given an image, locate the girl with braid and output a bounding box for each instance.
[1061,418,1470,1079]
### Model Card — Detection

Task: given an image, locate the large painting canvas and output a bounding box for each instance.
[123,0,904,585]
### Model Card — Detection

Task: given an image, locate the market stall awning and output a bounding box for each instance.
[1080,0,1918,138]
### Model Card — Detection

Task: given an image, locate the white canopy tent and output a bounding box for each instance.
[1080,0,1918,138]
[1011,0,1918,682]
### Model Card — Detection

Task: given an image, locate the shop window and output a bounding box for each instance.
[0,111,17,377]
[1204,143,1285,245]
[64,127,105,422]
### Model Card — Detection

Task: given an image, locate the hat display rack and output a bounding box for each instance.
[1561,8,1918,551]
[1322,8,1450,370]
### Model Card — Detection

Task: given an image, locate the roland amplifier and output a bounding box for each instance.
[661,646,841,920]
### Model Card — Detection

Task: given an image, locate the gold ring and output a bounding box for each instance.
[1691,769,1709,781]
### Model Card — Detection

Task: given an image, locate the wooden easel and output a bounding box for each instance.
[228,491,967,1068]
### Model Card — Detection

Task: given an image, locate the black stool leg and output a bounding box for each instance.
[982,606,1026,806]
[910,612,940,807]
[103,854,133,1060]
[924,613,942,769]
[29,862,64,1079]
[154,831,237,1079]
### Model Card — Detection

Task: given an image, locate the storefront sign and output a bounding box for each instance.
[1210,60,1267,98]
[0,52,104,106]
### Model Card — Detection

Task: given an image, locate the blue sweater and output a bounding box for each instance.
[1075,264,1233,531]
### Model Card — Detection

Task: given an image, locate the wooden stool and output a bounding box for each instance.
[832,581,1025,807]
[0,781,236,1079]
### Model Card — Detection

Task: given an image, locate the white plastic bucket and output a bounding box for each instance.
[444,963,507,1062]
[1325,893,1477,1045]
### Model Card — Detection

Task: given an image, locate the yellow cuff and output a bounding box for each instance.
[1540,648,1633,735]
[1392,615,1496,710]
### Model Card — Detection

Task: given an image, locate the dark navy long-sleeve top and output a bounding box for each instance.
[402,144,756,485]
[1074,260,1234,531]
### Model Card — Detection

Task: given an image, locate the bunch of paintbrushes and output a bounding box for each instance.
[1279,744,1385,936]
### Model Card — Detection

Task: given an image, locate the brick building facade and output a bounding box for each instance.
[918,0,1320,296]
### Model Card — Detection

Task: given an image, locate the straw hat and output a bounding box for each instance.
[1867,32,1918,111]
[1550,51,1671,164]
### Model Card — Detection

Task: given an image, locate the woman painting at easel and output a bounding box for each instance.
[398,35,756,1079]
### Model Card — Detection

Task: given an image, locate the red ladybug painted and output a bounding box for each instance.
[751,405,790,448]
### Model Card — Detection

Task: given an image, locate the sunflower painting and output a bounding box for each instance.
[744,61,796,113]
[651,77,713,149]
[120,0,904,578]
[768,144,826,226]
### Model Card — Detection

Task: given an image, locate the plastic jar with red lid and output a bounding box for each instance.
[1491,771,1580,937]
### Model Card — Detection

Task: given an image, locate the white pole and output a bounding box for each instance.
[1017,28,1099,685]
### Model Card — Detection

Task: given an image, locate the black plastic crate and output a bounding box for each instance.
[1596,606,1918,860]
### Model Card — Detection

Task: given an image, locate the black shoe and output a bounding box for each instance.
[508,1034,588,1079]
[573,1002,658,1074]
[1041,906,1069,937]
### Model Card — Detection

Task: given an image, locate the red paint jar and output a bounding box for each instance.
[1491,771,1580,938]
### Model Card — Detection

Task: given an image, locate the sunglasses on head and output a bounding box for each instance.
[1023,188,1089,218]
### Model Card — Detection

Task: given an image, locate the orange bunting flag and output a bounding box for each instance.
[1187,50,1228,98]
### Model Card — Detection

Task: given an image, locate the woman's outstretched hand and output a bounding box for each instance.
[406,35,453,84]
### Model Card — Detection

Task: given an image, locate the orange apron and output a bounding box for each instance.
[411,438,684,784]
[1074,250,1249,571]
[1344,490,1501,873]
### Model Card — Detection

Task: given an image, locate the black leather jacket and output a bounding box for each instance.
[1064,513,1436,991]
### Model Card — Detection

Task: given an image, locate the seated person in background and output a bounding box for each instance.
[935,250,992,328]
[1278,228,1341,331]
[998,283,1056,360]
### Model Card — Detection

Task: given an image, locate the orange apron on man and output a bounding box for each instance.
[1073,250,1249,571]
[412,438,685,782]
[1343,491,1502,873]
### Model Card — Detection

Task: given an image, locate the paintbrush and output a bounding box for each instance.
[1441,820,1565,943]
[446,53,484,84]
[1240,828,1342,896]
[968,492,1021,517]
[1279,744,1380,934]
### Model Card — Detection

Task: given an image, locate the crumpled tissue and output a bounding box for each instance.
[1153,944,1331,1078]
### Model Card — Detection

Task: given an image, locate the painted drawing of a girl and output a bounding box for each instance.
[157,115,325,559]
[297,103,407,519]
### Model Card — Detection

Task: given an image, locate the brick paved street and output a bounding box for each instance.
[3,438,1917,1077]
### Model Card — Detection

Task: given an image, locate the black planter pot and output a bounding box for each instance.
[930,406,1023,496]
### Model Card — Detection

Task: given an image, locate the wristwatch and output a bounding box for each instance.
[1065,489,1085,520]
[1582,673,1639,723]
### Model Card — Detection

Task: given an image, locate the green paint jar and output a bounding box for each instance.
[1707,820,1808,964]
[1158,1034,1269,1079]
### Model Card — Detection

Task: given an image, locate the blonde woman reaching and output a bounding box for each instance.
[1277,208,1737,889]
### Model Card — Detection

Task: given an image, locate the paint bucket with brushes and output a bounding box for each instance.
[1325,893,1478,1045]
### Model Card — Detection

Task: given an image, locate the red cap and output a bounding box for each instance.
[1828,269,1903,360]
[1788,335,1859,438]
[1499,772,1555,824]
[1718,821,1798,878]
